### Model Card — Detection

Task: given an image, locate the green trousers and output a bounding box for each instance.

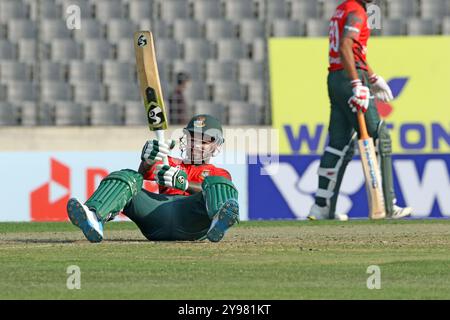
[123,191,211,241]
[327,69,380,144]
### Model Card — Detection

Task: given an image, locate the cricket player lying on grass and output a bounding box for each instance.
[67,114,239,243]
[308,0,412,221]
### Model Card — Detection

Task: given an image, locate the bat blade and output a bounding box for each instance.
[134,31,168,132]
[358,138,386,220]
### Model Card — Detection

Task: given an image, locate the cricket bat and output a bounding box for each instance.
[357,111,386,220]
[134,30,169,165]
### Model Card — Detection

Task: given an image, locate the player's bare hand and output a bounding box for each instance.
[155,164,189,191]
[141,139,175,165]
[348,79,370,113]
[369,74,393,102]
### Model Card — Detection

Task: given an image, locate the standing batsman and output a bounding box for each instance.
[308,0,412,220]
[66,114,240,242]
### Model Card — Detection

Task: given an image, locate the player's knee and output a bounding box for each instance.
[377,121,392,156]
[104,169,144,197]
[324,133,356,166]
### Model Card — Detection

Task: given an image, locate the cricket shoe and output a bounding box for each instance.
[67,198,103,243]
[390,205,413,219]
[206,199,239,243]
[307,204,348,221]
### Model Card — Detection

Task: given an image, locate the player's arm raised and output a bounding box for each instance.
[138,139,174,176]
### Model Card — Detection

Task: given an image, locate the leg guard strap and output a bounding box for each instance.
[316,133,356,217]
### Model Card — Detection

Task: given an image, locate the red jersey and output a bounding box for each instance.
[328,0,370,72]
[145,156,232,196]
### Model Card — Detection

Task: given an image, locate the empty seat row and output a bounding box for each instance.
[1,99,262,126]
[0,100,151,126]
[1,58,264,85]
[2,0,450,23]
[182,81,265,107]
[3,15,450,46]
[193,100,261,125]
[0,79,265,106]
[0,38,267,62]
[0,81,139,103]
[1,19,268,43]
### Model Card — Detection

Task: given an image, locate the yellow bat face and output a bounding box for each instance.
[134,31,168,131]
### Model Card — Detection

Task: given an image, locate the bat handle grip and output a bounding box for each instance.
[155,129,169,165]
[357,111,370,140]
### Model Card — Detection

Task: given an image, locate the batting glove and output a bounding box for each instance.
[369,74,393,102]
[141,139,175,165]
[348,79,370,113]
[155,164,189,191]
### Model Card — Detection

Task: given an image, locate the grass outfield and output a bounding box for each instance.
[0,220,450,299]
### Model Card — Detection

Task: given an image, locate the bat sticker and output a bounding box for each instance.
[137,34,147,47]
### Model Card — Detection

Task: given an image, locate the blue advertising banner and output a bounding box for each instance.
[249,155,450,220]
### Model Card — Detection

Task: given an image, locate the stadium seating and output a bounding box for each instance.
[41,81,72,102]
[7,20,37,41]
[158,0,190,20]
[0,102,17,125]
[73,19,104,41]
[19,101,38,126]
[0,62,31,82]
[192,0,223,21]
[128,0,154,23]
[239,19,266,41]
[0,0,28,22]
[290,0,320,20]
[183,39,215,61]
[270,20,305,37]
[51,39,81,62]
[74,83,106,103]
[194,100,225,123]
[124,101,148,126]
[386,0,419,18]
[228,101,259,125]
[54,101,85,126]
[206,60,238,82]
[238,60,265,85]
[1,0,450,127]
[17,39,37,62]
[172,60,205,81]
[7,81,38,102]
[90,102,123,125]
[0,40,16,60]
[173,19,203,40]
[94,0,125,23]
[103,60,136,84]
[40,62,66,81]
[264,0,289,19]
[381,18,407,36]
[223,0,256,21]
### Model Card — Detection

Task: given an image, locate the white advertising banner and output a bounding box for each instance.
[0,152,248,222]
